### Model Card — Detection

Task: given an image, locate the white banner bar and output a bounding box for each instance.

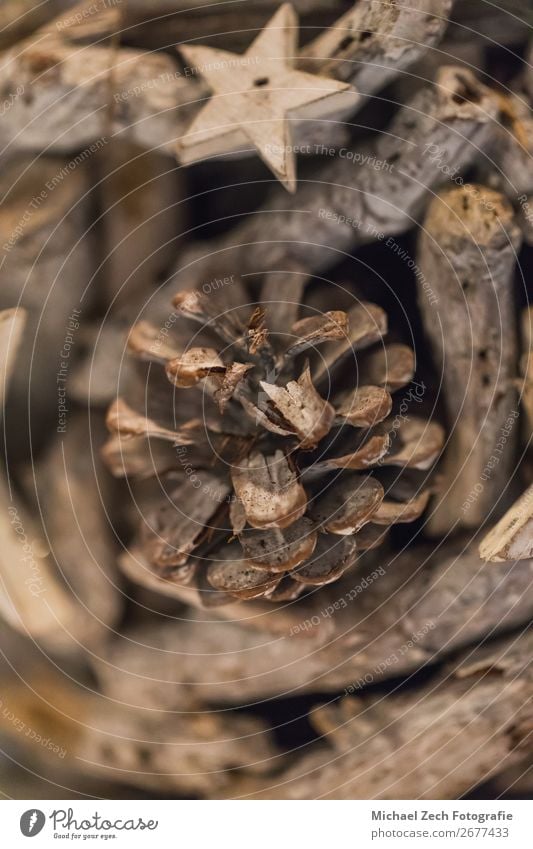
[1,800,532,848]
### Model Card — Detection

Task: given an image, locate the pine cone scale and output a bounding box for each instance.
[103,279,443,606]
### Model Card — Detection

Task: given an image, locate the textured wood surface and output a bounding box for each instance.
[417,185,521,534]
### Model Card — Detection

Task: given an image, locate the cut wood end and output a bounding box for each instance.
[424,184,519,248]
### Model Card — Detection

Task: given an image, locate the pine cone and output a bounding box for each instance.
[102,278,444,607]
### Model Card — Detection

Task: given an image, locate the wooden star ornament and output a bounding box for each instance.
[177,3,358,192]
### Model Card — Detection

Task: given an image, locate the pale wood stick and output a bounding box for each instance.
[417,184,521,535]
[29,412,123,635]
[0,310,107,653]
[69,141,184,405]
[479,483,533,562]
[300,0,453,95]
[481,89,533,200]
[41,0,124,42]
[0,28,197,155]
[229,629,533,799]
[92,536,533,706]
[0,664,279,797]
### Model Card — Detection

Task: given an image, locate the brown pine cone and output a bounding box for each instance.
[102,278,444,607]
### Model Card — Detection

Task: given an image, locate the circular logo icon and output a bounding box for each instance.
[20,810,46,837]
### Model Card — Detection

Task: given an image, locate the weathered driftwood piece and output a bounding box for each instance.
[417,184,521,535]
[0,623,128,797]
[0,310,106,654]
[300,0,453,95]
[95,141,182,308]
[230,629,533,799]
[0,157,94,459]
[479,483,533,562]
[69,139,181,407]
[76,704,278,797]
[30,412,122,635]
[0,27,198,154]
[171,68,500,286]
[0,666,279,798]
[93,537,533,706]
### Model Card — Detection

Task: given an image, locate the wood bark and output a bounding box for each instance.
[5,620,531,799]
[0,29,197,154]
[481,89,533,201]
